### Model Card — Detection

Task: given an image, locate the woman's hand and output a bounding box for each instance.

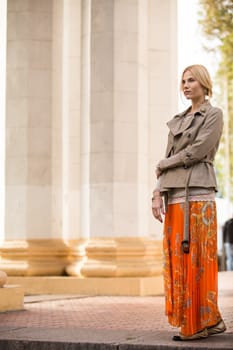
[155,166,162,179]
[152,193,165,223]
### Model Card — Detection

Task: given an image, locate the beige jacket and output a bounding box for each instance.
[158,102,223,192]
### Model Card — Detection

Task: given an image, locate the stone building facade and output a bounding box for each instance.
[0,0,177,295]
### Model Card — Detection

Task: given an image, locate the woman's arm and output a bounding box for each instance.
[157,109,223,171]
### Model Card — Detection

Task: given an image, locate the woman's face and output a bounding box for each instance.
[182,70,205,102]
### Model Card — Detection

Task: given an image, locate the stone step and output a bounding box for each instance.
[8,276,164,296]
[0,285,24,312]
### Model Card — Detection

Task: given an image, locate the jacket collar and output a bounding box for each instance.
[176,101,211,117]
[167,101,211,136]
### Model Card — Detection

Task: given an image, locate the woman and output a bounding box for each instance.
[152,64,226,341]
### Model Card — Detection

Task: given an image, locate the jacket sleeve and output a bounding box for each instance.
[158,109,223,171]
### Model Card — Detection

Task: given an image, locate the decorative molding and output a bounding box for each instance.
[0,239,71,276]
[0,238,163,279]
[66,237,163,278]
[0,270,7,287]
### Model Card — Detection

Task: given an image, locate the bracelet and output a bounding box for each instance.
[152,196,161,201]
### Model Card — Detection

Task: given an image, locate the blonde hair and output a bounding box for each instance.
[180,64,213,98]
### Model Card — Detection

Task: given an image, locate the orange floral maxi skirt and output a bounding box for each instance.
[163,200,222,336]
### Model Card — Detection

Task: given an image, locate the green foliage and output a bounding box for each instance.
[199,0,233,78]
[199,0,233,200]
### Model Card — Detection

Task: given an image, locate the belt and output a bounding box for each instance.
[182,159,213,254]
[182,167,192,253]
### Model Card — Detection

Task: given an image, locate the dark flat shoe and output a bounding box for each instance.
[172,328,208,341]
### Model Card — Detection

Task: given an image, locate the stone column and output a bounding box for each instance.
[0,0,24,312]
[66,0,177,280]
[0,0,178,288]
[0,0,8,283]
[148,0,178,236]
[0,0,70,275]
[51,0,83,267]
[52,0,81,241]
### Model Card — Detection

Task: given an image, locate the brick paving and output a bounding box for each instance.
[0,272,232,349]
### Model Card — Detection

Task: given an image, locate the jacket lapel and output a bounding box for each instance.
[167,113,195,136]
[165,103,210,157]
[167,103,210,136]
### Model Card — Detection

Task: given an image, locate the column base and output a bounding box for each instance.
[66,237,163,277]
[0,271,7,287]
[0,239,71,276]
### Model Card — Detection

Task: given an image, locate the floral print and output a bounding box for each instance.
[163,200,222,336]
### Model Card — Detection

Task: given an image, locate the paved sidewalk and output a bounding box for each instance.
[0,272,232,350]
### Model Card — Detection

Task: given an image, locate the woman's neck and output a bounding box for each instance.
[191,98,208,113]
